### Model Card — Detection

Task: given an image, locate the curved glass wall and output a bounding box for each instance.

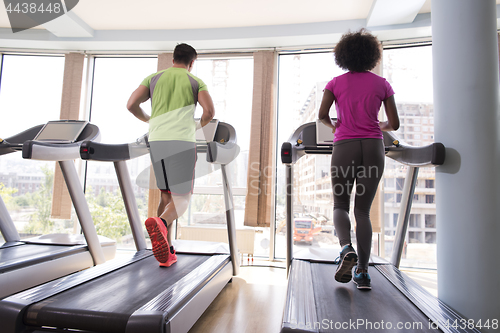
[0,55,65,241]
[275,46,437,273]
[275,52,345,259]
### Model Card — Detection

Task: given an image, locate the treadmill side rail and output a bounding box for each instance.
[168,263,232,333]
[281,260,319,333]
[376,265,482,333]
[0,297,32,333]
[135,255,229,313]
[126,255,231,333]
[125,310,167,333]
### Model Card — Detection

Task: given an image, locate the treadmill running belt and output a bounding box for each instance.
[310,263,438,333]
[24,254,210,333]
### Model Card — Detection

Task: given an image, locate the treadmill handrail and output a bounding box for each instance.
[2,123,107,266]
[79,136,150,251]
[77,121,240,274]
[282,121,446,273]
[22,123,101,161]
[80,122,240,164]
[0,125,44,157]
[0,195,20,242]
[281,121,445,167]
[80,137,149,161]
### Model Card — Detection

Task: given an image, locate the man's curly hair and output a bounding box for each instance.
[334,29,381,72]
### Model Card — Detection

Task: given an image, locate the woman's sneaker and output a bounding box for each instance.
[145,217,171,266]
[334,244,358,283]
[353,268,372,290]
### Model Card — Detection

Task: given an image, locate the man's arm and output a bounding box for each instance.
[198,90,215,127]
[127,85,151,123]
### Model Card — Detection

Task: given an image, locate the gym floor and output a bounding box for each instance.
[189,262,288,333]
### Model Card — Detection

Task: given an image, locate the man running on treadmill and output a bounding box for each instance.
[127,43,215,267]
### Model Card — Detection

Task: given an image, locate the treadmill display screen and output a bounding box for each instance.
[34,121,88,143]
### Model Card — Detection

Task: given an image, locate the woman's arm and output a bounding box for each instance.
[380,95,400,131]
[318,89,336,133]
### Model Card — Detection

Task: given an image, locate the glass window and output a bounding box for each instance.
[383,45,436,269]
[0,55,65,239]
[384,214,390,228]
[0,55,65,136]
[396,178,405,191]
[425,214,436,228]
[174,57,255,254]
[409,231,423,243]
[86,57,157,249]
[425,195,435,204]
[409,214,420,228]
[89,57,156,143]
[425,232,436,244]
[384,177,395,188]
[275,52,345,258]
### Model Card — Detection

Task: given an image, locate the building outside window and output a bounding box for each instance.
[383,45,437,269]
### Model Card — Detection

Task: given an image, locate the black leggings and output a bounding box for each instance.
[331,138,385,270]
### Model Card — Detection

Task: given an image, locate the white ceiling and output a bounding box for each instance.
[72,0,376,30]
[0,0,429,31]
[0,0,497,52]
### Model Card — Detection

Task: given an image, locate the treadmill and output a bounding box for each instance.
[0,121,116,299]
[0,121,240,333]
[280,121,480,333]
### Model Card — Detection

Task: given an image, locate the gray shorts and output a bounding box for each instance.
[149,141,197,195]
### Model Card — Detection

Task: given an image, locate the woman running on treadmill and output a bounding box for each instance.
[318,29,400,290]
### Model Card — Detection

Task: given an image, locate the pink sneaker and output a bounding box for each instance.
[145,217,170,265]
[160,246,177,267]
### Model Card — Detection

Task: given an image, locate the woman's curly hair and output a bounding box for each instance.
[334,29,381,72]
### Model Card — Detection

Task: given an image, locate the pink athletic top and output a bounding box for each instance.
[324,71,394,142]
